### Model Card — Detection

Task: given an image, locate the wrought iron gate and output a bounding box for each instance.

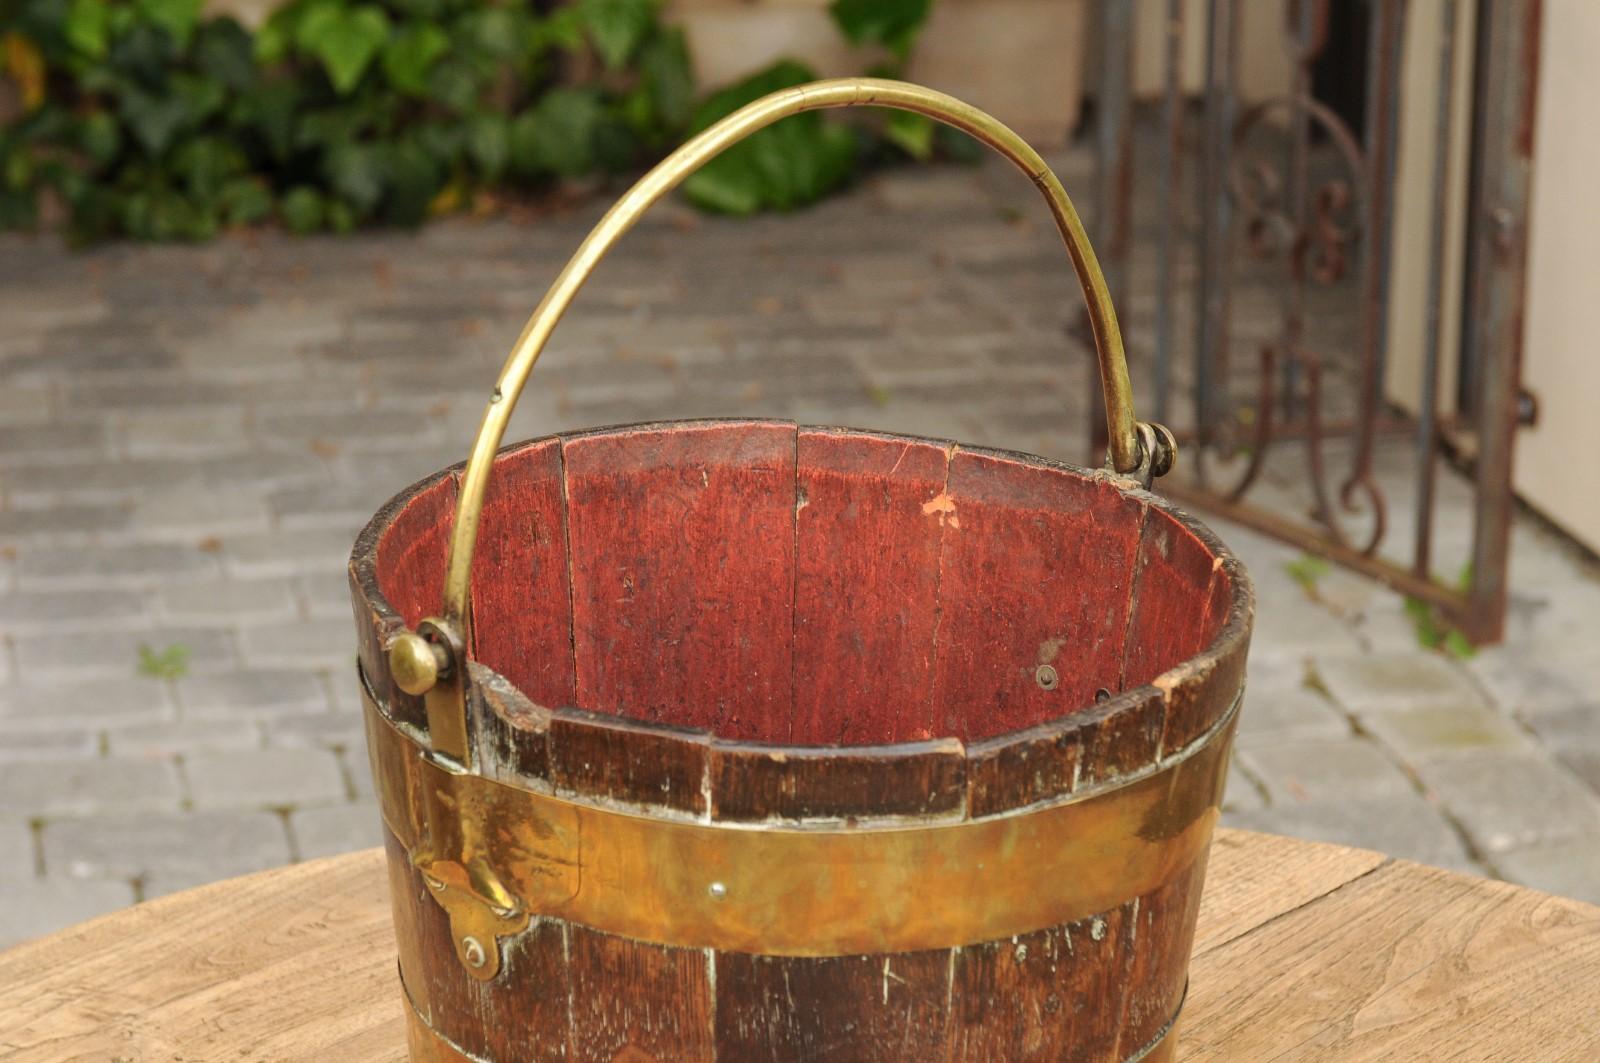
[1091,0,1541,643]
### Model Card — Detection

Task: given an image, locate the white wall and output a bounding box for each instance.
[1514,0,1600,550]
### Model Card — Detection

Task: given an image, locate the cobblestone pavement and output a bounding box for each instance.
[3,150,1599,947]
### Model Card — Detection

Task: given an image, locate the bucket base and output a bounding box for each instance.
[402,972,1184,1063]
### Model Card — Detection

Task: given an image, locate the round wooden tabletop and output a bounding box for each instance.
[1,828,1597,1061]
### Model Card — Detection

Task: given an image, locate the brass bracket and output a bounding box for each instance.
[405,748,534,980]
[384,622,528,979]
[412,851,530,981]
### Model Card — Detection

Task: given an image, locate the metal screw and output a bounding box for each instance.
[708,881,728,900]
[461,936,487,969]
[1035,664,1059,691]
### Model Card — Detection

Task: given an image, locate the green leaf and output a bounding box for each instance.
[382,23,449,96]
[219,176,272,225]
[416,122,466,166]
[299,3,390,95]
[1284,553,1331,593]
[934,123,984,164]
[1403,595,1444,650]
[280,185,326,233]
[828,0,930,61]
[65,0,111,59]
[381,137,442,225]
[108,22,178,85]
[78,110,122,166]
[690,59,814,133]
[326,198,356,232]
[134,0,203,50]
[231,80,300,161]
[638,26,692,132]
[683,61,855,215]
[425,57,483,112]
[884,109,933,160]
[457,7,524,62]
[577,0,654,71]
[194,17,256,91]
[171,135,245,198]
[533,7,586,53]
[681,151,761,215]
[1442,628,1476,660]
[467,113,509,180]
[254,7,292,63]
[137,642,190,679]
[169,72,226,125]
[323,141,387,212]
[118,85,190,155]
[510,87,602,179]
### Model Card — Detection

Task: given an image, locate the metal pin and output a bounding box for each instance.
[708,881,728,900]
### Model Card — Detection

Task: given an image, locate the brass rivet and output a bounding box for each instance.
[462,936,487,968]
[708,881,728,900]
[390,630,448,696]
[1035,665,1059,691]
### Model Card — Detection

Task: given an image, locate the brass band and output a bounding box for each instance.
[365,683,1237,959]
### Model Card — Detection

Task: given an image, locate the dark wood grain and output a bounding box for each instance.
[567,928,715,1063]
[965,716,1084,817]
[713,949,951,1061]
[563,421,797,741]
[550,707,709,815]
[708,736,965,822]
[792,429,950,744]
[1114,854,1209,1055]
[947,904,1134,1062]
[1079,689,1167,786]
[469,665,553,785]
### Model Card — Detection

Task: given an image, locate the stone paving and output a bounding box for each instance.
[3,149,1599,948]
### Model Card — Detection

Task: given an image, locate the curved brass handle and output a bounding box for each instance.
[394,79,1175,762]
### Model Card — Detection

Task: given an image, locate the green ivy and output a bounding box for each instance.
[0,0,942,241]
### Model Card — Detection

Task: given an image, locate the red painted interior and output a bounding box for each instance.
[374,424,1230,745]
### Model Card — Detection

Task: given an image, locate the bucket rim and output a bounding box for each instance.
[350,418,1253,812]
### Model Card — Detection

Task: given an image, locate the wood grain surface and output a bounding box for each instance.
[3,832,1596,1062]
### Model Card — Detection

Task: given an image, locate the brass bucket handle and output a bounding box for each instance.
[389,78,1177,765]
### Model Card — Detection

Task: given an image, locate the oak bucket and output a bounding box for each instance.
[350,79,1253,1063]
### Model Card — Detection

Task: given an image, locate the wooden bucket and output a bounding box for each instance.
[350,80,1253,1063]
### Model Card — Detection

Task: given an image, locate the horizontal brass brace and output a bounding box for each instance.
[365,688,1236,958]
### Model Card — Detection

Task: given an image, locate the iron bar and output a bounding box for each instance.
[1461,0,1542,643]
[1092,0,1135,464]
[1412,0,1460,581]
[1195,0,1238,455]
[1154,0,1184,426]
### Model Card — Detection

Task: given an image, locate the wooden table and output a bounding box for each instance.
[2,828,1597,1061]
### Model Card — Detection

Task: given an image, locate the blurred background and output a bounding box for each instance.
[1,0,1596,946]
